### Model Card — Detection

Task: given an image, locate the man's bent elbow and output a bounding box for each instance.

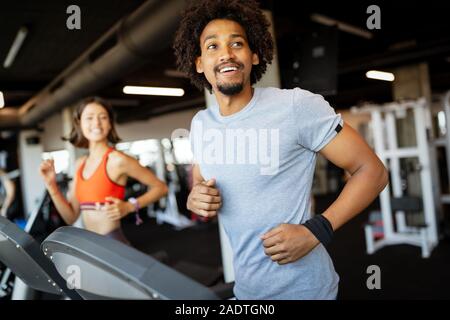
[377,163,389,193]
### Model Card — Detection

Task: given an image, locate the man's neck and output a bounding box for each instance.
[215,85,254,117]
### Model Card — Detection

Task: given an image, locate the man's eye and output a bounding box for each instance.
[232,42,243,48]
[207,44,216,50]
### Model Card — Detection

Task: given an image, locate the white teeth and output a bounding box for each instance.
[220,66,238,73]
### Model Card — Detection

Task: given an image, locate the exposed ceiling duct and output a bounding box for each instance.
[6,0,186,129]
[0,108,20,130]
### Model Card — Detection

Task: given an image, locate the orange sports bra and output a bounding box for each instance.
[75,147,125,210]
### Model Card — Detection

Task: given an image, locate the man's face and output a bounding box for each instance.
[196,19,259,96]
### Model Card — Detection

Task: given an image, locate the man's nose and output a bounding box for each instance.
[219,46,235,62]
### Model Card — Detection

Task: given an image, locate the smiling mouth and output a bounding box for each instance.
[219,66,239,73]
[215,62,243,75]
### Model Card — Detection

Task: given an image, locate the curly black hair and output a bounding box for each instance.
[173,0,274,92]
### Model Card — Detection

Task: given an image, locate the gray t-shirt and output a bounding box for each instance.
[190,87,342,299]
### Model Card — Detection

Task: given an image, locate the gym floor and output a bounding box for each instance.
[122,195,450,300]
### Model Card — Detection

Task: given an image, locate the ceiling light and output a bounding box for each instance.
[366,70,395,82]
[311,13,373,39]
[123,86,185,97]
[3,26,28,69]
[0,91,4,108]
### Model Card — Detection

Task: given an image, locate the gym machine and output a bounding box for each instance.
[1,215,232,300]
[41,226,228,299]
[353,98,440,258]
[0,216,82,300]
[0,174,69,299]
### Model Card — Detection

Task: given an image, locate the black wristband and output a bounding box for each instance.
[302,214,334,247]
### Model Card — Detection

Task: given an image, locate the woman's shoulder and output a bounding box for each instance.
[108,149,136,167]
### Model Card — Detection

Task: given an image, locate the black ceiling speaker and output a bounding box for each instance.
[284,25,339,96]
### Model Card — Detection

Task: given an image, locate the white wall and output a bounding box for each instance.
[41,111,65,152]
[116,108,203,142]
[18,130,45,215]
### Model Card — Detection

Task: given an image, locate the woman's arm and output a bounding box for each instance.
[104,153,168,220]
[0,172,15,217]
[122,155,169,211]
[39,159,81,225]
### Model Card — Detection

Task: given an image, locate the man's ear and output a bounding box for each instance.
[252,53,260,66]
[195,56,204,73]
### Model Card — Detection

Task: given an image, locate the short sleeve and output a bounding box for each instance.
[292,88,343,152]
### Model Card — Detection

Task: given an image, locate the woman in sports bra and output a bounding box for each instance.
[39,97,168,245]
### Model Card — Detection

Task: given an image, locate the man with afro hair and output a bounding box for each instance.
[174,0,388,300]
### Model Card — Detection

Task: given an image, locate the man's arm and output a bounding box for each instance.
[262,123,388,265]
[319,123,388,231]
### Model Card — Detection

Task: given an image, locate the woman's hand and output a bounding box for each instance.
[102,196,134,221]
[39,159,57,188]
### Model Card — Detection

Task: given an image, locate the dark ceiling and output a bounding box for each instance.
[1,0,450,126]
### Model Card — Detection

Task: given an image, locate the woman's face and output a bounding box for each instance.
[80,102,112,143]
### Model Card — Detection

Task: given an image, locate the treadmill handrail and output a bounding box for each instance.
[0,216,82,299]
[42,226,220,300]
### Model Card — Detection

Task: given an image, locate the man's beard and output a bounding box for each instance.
[216,81,244,96]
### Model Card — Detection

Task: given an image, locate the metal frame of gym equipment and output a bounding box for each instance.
[354,98,439,258]
[439,90,450,204]
[1,174,72,299]
[0,191,49,299]
[420,90,450,233]
[152,140,194,230]
[0,213,82,300]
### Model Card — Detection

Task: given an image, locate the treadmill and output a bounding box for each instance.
[0,216,81,300]
[42,226,225,300]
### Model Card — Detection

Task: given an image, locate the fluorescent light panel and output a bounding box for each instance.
[3,26,28,68]
[123,86,184,97]
[366,70,395,82]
